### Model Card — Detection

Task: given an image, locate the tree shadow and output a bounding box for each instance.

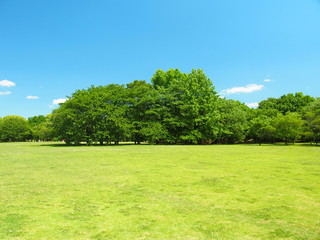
[39,142,140,147]
[244,142,319,147]
[37,142,320,147]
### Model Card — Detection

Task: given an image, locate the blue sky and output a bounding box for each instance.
[1,0,320,118]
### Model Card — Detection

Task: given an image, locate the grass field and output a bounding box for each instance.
[0,142,319,240]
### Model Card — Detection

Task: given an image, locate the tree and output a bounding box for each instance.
[126,80,167,144]
[258,92,315,114]
[151,69,186,89]
[28,115,54,141]
[302,98,320,113]
[0,115,31,142]
[302,110,320,144]
[273,112,304,144]
[300,98,320,144]
[28,115,46,128]
[52,98,86,145]
[151,69,219,144]
[247,108,279,144]
[248,115,276,145]
[216,99,249,144]
[52,84,131,145]
[0,117,3,140]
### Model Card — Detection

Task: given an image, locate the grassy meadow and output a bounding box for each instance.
[0,142,319,240]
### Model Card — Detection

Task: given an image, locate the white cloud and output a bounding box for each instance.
[246,102,259,108]
[49,98,68,108]
[0,91,12,95]
[52,98,67,105]
[220,84,264,96]
[263,79,272,82]
[26,96,39,99]
[0,80,16,87]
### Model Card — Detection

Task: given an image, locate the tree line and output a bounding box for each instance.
[1,69,319,145]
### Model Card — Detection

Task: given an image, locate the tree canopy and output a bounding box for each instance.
[0,115,31,142]
[1,69,319,145]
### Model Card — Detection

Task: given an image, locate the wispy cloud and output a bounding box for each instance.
[220,84,264,96]
[26,96,39,99]
[246,102,259,108]
[0,91,12,95]
[263,79,272,82]
[0,80,16,87]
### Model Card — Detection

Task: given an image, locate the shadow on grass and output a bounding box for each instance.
[39,142,141,147]
[38,142,320,148]
[244,142,319,147]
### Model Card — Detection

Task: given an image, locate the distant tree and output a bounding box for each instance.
[216,99,249,144]
[28,115,46,127]
[52,104,83,145]
[302,98,320,113]
[250,108,280,119]
[28,115,52,141]
[248,115,276,145]
[259,92,315,114]
[28,115,54,141]
[126,80,167,144]
[52,84,131,145]
[258,97,278,111]
[0,115,31,142]
[0,117,3,140]
[302,111,320,145]
[299,98,320,144]
[273,112,304,144]
[247,108,279,144]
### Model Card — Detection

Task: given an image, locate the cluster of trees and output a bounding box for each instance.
[0,115,54,142]
[1,69,319,145]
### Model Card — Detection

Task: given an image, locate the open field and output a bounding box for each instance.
[0,143,319,240]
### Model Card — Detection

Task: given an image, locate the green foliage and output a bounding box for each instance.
[301,98,320,144]
[151,68,187,89]
[273,112,304,144]
[247,109,279,144]
[52,84,131,145]
[0,115,31,142]
[28,115,46,127]
[28,115,54,141]
[258,92,315,114]
[1,69,318,144]
[152,69,219,143]
[216,99,249,143]
[50,69,221,145]
[301,97,320,113]
[126,80,166,144]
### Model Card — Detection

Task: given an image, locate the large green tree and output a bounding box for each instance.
[52,84,131,145]
[152,69,219,144]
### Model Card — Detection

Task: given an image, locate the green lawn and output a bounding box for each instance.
[0,142,319,240]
